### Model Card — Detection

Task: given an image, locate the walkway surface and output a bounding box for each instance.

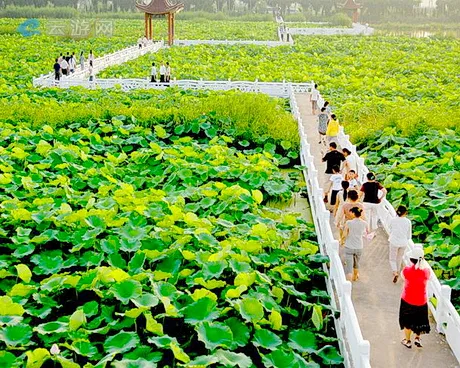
[295,93,459,368]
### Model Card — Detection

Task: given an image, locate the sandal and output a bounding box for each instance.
[393,274,399,283]
[401,339,412,349]
[414,337,422,348]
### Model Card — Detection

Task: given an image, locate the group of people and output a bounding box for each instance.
[53,51,95,81]
[150,62,171,83]
[137,36,149,48]
[319,94,431,349]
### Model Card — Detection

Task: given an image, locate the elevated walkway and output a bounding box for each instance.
[295,92,459,368]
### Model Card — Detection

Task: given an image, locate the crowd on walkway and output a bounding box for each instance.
[313,85,431,349]
[53,50,95,81]
[150,61,172,83]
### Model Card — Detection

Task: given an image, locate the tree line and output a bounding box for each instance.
[0,0,458,21]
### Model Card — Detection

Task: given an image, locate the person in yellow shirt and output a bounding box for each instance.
[326,114,340,144]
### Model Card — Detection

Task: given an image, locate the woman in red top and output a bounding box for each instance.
[399,247,431,349]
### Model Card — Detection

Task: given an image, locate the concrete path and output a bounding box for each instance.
[295,93,459,368]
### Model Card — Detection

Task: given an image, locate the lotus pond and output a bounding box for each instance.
[0,87,343,367]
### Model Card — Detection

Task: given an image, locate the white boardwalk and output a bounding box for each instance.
[295,92,459,368]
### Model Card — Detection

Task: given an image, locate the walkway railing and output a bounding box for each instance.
[32,41,163,88]
[289,23,374,36]
[32,78,313,96]
[175,39,290,47]
[289,87,371,368]
[337,129,460,363]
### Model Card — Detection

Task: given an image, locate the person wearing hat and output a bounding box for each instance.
[399,246,430,349]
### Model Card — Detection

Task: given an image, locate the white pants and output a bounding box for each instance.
[389,245,406,273]
[363,202,380,231]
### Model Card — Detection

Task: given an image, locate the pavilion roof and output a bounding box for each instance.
[340,0,362,9]
[136,0,184,14]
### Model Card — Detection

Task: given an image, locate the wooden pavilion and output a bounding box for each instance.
[340,0,362,23]
[136,0,184,46]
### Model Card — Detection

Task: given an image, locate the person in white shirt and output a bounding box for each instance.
[343,207,368,281]
[79,51,85,71]
[159,62,166,83]
[69,53,76,74]
[342,148,357,176]
[326,165,343,207]
[346,170,361,190]
[60,57,69,76]
[389,205,412,283]
[150,62,157,83]
[165,62,171,83]
[310,83,319,114]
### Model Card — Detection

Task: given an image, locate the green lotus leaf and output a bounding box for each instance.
[317,345,344,365]
[183,297,220,325]
[34,321,68,335]
[112,358,156,368]
[261,349,297,368]
[214,349,253,368]
[0,324,32,346]
[288,329,318,353]
[202,261,227,279]
[0,296,25,316]
[82,301,99,317]
[100,236,121,254]
[104,331,140,354]
[132,293,159,308]
[147,335,176,348]
[71,340,99,357]
[0,351,17,367]
[196,322,233,351]
[110,279,143,304]
[237,297,264,323]
[224,317,250,348]
[252,328,282,350]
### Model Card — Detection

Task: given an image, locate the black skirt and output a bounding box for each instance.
[399,298,431,335]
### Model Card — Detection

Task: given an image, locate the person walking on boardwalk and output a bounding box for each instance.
[165,62,171,83]
[326,114,340,144]
[360,172,387,233]
[326,165,343,207]
[53,58,61,81]
[150,62,157,83]
[159,62,166,83]
[317,107,329,145]
[389,206,412,283]
[88,60,95,82]
[322,142,345,184]
[322,100,332,115]
[342,148,357,177]
[334,180,350,218]
[88,50,95,65]
[343,207,368,282]
[337,190,364,245]
[80,51,85,71]
[400,246,430,349]
[310,84,319,115]
[60,56,69,76]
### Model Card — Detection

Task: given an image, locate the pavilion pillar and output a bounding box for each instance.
[171,13,175,45]
[144,13,148,38]
[149,14,153,40]
[167,13,172,46]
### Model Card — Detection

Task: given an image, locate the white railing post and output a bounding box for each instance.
[437,285,452,333]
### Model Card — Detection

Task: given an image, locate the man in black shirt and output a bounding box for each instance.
[53,59,61,81]
[322,142,345,176]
